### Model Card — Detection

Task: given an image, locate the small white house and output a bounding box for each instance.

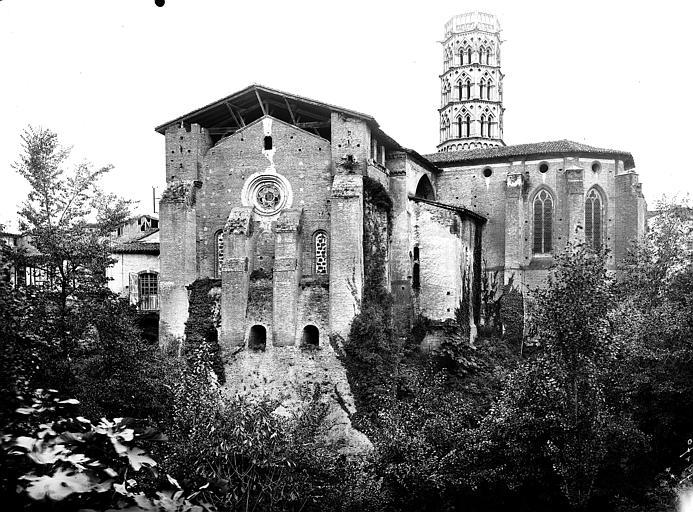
[107,215,160,312]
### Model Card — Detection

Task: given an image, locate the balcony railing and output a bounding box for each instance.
[138,294,159,312]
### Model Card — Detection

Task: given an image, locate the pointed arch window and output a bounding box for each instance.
[465,114,471,137]
[314,231,328,275]
[467,47,472,65]
[479,79,486,99]
[214,230,224,278]
[487,116,494,138]
[456,116,463,138]
[479,47,485,64]
[456,80,463,101]
[533,190,554,254]
[480,115,486,137]
[585,189,604,251]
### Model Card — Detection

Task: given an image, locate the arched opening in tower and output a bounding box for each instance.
[415,175,436,201]
[248,325,267,351]
[301,325,320,347]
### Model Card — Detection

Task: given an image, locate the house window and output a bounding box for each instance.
[585,189,603,251]
[215,230,224,278]
[533,190,554,254]
[138,272,159,311]
[25,266,49,288]
[314,231,328,275]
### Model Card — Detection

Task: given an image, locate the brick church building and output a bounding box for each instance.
[155,11,646,359]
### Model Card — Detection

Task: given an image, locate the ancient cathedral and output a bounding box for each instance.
[156,11,646,361]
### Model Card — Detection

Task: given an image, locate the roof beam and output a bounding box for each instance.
[228,103,246,126]
[283,97,297,124]
[296,121,330,129]
[255,89,267,116]
[224,102,242,127]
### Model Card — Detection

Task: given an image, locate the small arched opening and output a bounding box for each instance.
[263,136,273,150]
[301,325,320,347]
[248,325,267,351]
[415,175,435,200]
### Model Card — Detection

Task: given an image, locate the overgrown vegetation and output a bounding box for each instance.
[2,127,693,511]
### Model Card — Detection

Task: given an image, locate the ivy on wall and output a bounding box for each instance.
[184,278,225,383]
[341,178,401,423]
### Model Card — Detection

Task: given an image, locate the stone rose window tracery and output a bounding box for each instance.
[256,183,281,212]
[241,173,292,216]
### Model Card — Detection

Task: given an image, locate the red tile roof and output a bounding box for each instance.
[424,139,635,170]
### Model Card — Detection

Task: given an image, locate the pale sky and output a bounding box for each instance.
[1,0,691,231]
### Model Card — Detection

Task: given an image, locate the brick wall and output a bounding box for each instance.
[435,156,625,291]
[196,117,332,280]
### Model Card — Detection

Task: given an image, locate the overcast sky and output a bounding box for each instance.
[1,0,691,230]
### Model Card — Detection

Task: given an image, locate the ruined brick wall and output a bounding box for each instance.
[159,179,201,348]
[615,172,647,264]
[363,177,391,293]
[165,123,212,182]
[329,174,364,338]
[296,280,329,345]
[196,117,332,281]
[411,202,474,325]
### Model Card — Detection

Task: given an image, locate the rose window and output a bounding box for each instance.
[241,173,292,216]
[256,184,281,211]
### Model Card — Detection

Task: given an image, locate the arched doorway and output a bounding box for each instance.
[248,325,267,351]
[301,325,319,347]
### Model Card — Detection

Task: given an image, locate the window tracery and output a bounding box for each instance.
[215,230,224,277]
[585,188,604,251]
[314,231,328,275]
[533,189,554,254]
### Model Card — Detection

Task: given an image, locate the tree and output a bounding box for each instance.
[611,197,693,506]
[478,245,643,510]
[7,126,131,380]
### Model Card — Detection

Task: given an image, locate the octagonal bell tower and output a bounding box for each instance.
[438,12,505,152]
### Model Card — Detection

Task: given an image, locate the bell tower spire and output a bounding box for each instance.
[438,12,505,152]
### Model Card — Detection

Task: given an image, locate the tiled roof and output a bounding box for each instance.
[112,241,160,255]
[424,140,635,170]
